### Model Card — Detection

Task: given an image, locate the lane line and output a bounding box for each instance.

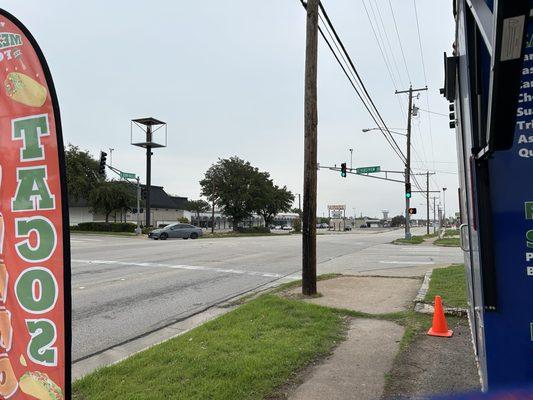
[379,260,435,265]
[72,259,283,278]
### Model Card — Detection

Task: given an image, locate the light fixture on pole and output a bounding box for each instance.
[131,117,167,228]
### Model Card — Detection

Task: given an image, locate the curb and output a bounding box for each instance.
[413,270,468,317]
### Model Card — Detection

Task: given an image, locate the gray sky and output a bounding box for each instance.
[4,0,458,218]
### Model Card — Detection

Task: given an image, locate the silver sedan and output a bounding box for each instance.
[149,223,203,240]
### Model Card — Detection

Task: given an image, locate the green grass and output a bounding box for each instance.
[70,231,137,236]
[200,232,290,239]
[424,264,468,308]
[73,295,346,400]
[434,237,460,247]
[422,232,438,239]
[393,235,424,245]
[444,228,460,237]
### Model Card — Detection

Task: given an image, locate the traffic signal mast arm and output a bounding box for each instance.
[319,164,411,184]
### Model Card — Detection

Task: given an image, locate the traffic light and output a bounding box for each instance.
[408,207,417,215]
[98,151,107,176]
[449,103,456,129]
[340,163,347,178]
[405,182,412,199]
[141,187,147,200]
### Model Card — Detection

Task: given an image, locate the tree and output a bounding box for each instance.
[89,181,135,223]
[253,181,294,227]
[391,215,406,227]
[201,157,265,231]
[186,200,210,226]
[65,144,101,202]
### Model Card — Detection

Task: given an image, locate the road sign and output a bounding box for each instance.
[0,9,70,398]
[356,166,381,174]
[120,171,136,180]
[408,207,417,215]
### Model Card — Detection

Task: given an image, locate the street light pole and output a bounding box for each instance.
[349,148,353,170]
[109,148,114,168]
[442,187,447,228]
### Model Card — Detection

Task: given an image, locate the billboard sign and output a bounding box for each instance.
[0,9,70,399]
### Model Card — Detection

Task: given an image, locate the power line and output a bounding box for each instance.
[412,0,436,171]
[388,0,412,84]
[315,15,407,164]
[372,0,406,90]
[316,1,407,165]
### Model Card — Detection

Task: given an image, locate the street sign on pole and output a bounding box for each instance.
[120,171,136,180]
[356,166,381,174]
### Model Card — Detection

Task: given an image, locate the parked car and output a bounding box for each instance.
[320,223,329,229]
[149,223,203,240]
[274,225,282,230]
[282,226,292,231]
[360,224,368,228]
[344,226,352,231]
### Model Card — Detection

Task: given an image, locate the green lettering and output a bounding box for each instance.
[12,167,55,211]
[527,230,533,248]
[9,34,21,47]
[26,320,57,366]
[15,268,57,313]
[16,218,56,262]
[12,115,49,160]
[526,202,533,220]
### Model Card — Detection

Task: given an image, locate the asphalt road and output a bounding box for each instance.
[71,228,462,361]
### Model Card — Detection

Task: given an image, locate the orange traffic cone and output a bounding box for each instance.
[427,295,453,337]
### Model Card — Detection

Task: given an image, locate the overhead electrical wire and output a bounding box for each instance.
[412,0,436,171]
[388,0,412,84]
[299,0,407,165]
[316,1,407,165]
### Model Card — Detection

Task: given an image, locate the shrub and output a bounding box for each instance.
[293,218,301,233]
[178,217,189,223]
[71,222,137,233]
[236,226,270,234]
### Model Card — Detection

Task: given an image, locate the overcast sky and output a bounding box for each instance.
[4,0,458,219]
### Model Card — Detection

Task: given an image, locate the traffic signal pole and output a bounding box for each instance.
[395,85,427,239]
[302,0,318,296]
[146,125,152,227]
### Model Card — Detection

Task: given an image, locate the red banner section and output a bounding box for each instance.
[0,10,70,399]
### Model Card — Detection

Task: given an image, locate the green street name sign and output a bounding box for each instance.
[120,171,136,179]
[356,166,381,174]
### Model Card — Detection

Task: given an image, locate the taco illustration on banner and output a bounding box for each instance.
[19,371,63,400]
[4,71,47,107]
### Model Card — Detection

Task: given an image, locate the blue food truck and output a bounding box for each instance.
[446,0,533,391]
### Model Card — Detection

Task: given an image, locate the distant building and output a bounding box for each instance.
[68,184,188,227]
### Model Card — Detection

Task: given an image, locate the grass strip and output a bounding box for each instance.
[393,235,424,245]
[70,231,137,237]
[73,295,345,400]
[444,228,460,237]
[424,264,468,308]
[434,237,460,247]
[200,232,290,239]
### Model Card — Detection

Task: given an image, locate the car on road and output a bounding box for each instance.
[149,223,203,240]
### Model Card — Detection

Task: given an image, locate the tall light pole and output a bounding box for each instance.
[131,117,167,228]
[109,148,114,168]
[442,187,447,227]
[349,148,353,170]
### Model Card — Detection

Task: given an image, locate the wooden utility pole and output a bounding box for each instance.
[302,0,319,296]
[395,85,427,239]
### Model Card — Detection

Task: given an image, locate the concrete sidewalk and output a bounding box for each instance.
[285,275,420,400]
[283,274,479,400]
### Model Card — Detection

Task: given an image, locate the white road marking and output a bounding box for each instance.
[72,259,283,278]
[379,260,435,265]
